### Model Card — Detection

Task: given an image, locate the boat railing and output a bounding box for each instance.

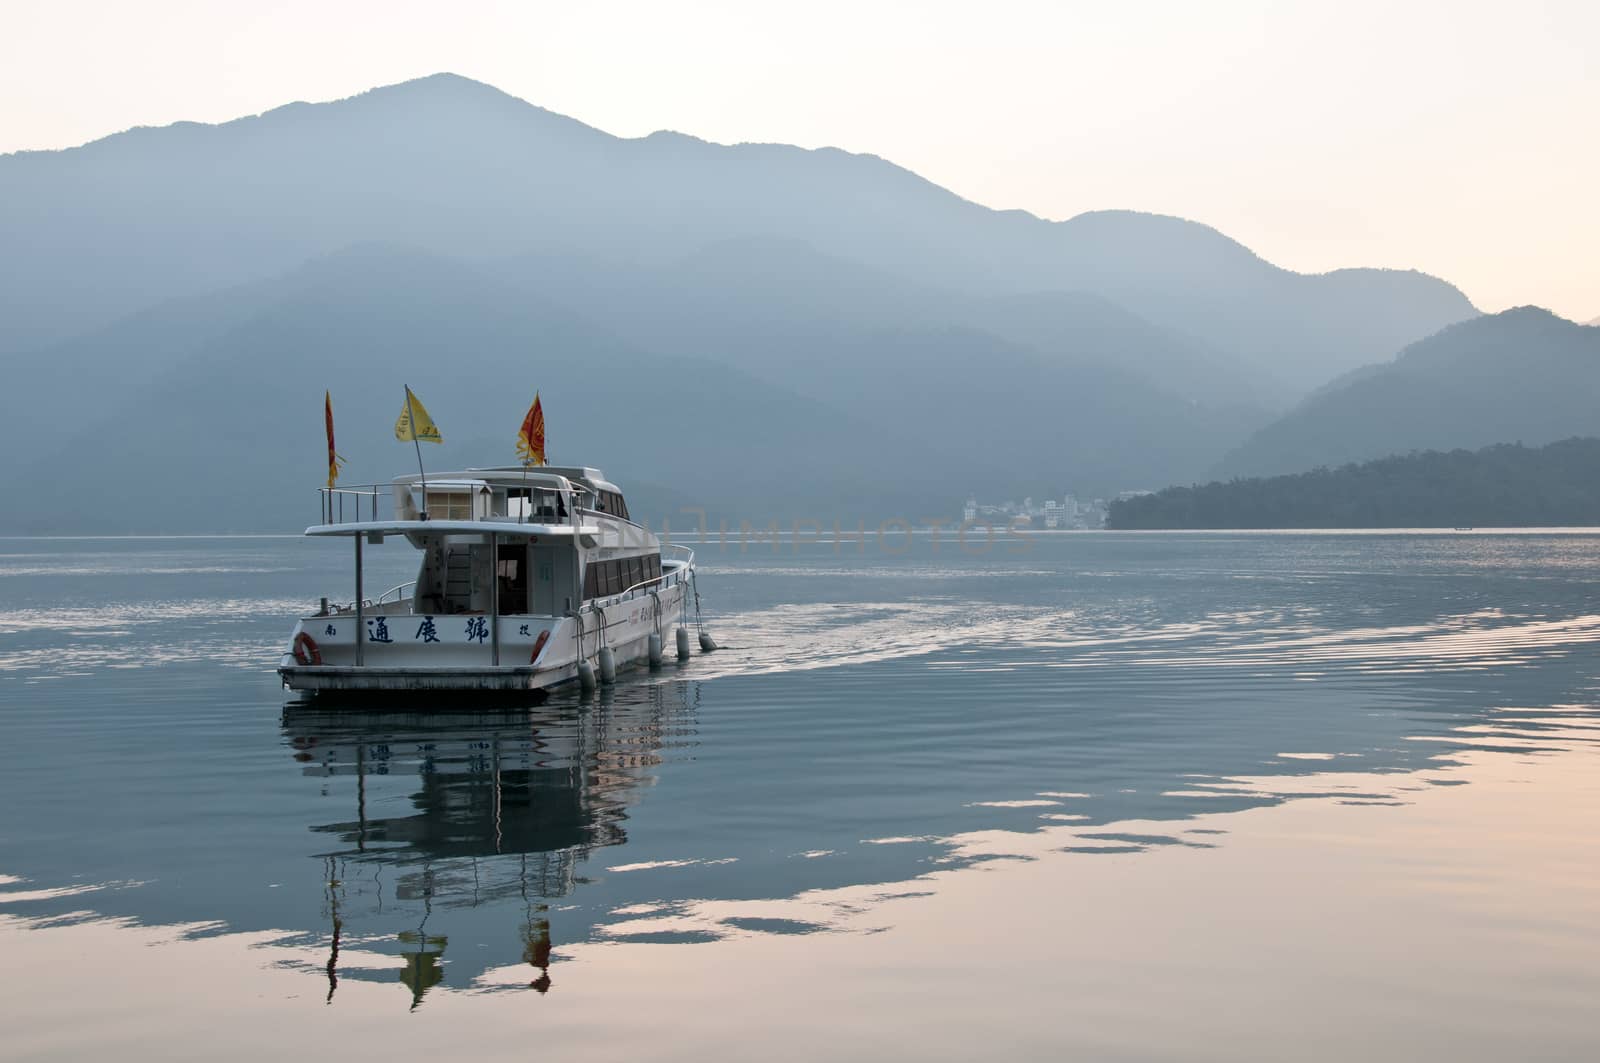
[374,581,416,606]
[661,543,696,568]
[318,485,389,525]
[316,483,584,527]
[609,576,664,603]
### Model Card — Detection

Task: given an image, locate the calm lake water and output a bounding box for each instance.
[3,532,1599,1060]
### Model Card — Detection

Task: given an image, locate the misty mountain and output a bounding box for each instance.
[2,246,897,533]
[0,73,1473,391]
[1218,308,1600,479]
[496,236,1276,408]
[2,244,1264,533]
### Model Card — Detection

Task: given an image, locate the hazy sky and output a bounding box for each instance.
[4,0,1594,320]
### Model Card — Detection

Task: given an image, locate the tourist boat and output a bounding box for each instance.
[277,466,712,696]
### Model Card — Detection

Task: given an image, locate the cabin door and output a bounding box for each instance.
[496,543,529,615]
[529,546,557,616]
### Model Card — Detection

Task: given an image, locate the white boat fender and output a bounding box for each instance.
[577,658,597,691]
[698,631,718,653]
[598,646,616,684]
[676,626,692,661]
[647,632,663,668]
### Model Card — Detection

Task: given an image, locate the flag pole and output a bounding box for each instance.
[405,385,429,520]
[521,456,530,523]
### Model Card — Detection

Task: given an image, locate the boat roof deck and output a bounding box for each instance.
[304,520,600,538]
[389,466,620,493]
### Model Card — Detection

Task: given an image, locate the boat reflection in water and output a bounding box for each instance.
[281,681,697,1006]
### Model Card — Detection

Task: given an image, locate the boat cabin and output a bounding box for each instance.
[312,467,667,622]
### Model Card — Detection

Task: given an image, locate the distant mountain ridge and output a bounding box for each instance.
[0,73,1511,531]
[1219,308,1600,478]
[0,72,1474,393]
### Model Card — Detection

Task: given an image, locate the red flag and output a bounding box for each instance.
[516,393,546,466]
[324,391,345,488]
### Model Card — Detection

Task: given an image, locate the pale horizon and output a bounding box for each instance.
[4,0,1595,322]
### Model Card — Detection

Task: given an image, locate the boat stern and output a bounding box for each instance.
[278,612,574,694]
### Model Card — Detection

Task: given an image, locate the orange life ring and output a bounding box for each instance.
[293,631,323,666]
[529,629,550,664]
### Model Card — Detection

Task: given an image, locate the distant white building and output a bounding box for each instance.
[961,491,1106,528]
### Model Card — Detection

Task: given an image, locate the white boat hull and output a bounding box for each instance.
[279,580,687,695]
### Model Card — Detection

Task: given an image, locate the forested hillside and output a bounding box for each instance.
[1113,438,1600,529]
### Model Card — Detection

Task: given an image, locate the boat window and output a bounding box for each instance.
[583,553,661,599]
[425,491,473,520]
[580,557,626,598]
[589,490,629,520]
[586,560,611,598]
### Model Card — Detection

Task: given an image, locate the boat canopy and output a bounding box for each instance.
[455,466,620,495]
[304,520,599,538]
[391,469,578,489]
[315,465,634,533]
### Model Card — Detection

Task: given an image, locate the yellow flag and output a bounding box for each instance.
[395,386,443,444]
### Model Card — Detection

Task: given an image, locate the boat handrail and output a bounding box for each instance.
[374,581,416,605]
[318,485,388,525]
[660,543,696,568]
[617,575,666,599]
[316,481,584,527]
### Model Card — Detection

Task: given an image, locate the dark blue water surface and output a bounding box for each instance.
[3,532,1599,1055]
